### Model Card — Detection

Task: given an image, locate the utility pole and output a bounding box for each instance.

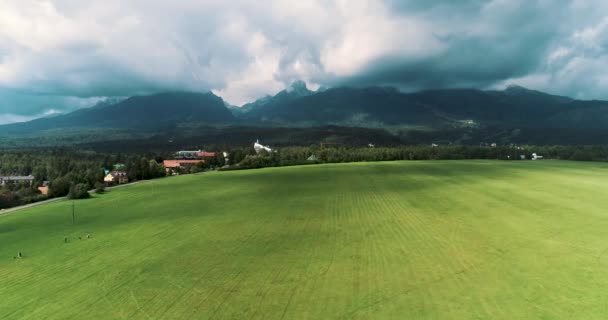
[72,200,75,225]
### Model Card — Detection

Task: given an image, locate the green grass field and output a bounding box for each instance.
[2,160,608,319]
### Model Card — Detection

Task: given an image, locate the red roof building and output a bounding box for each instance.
[163,160,204,169]
[197,152,217,158]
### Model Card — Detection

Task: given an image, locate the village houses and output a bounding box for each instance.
[104,171,129,186]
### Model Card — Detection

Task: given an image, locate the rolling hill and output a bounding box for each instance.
[2,160,608,318]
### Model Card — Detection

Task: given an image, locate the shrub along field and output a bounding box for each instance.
[2,160,608,319]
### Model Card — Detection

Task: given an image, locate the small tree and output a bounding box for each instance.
[94,182,105,194]
[68,183,90,199]
[0,189,20,209]
[189,165,201,174]
[49,176,71,197]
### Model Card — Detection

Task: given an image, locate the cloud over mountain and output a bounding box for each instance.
[1,0,608,122]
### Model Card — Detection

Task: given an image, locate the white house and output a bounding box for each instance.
[532,153,543,160]
[104,171,129,185]
[254,140,273,154]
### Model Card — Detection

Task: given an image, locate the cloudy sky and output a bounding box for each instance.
[1,0,608,124]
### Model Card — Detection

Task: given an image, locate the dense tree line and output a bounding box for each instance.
[2,144,608,209]
[0,149,170,209]
[224,145,608,170]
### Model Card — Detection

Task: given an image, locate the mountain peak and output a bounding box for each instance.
[504,84,532,94]
[285,80,312,96]
[144,91,220,99]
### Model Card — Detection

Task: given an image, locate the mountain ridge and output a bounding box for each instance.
[3,84,608,136]
[0,91,235,135]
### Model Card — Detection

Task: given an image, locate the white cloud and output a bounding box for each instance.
[0,109,61,125]
[320,1,445,77]
[0,113,35,125]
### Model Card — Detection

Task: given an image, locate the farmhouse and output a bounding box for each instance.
[0,175,35,186]
[38,186,49,196]
[104,171,129,185]
[163,160,204,168]
[163,160,204,172]
[38,181,50,196]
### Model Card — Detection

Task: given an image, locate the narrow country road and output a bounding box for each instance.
[0,197,64,217]
[0,180,148,218]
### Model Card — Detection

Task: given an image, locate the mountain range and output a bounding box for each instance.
[238,82,608,129]
[2,82,608,142]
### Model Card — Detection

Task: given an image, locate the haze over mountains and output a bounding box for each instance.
[2,82,608,137]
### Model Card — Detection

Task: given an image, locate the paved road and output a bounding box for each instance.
[0,197,64,217]
[0,180,147,218]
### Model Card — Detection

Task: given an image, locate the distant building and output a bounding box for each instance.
[532,153,544,160]
[0,175,35,186]
[222,152,230,166]
[175,150,201,159]
[38,186,49,196]
[491,143,497,148]
[163,160,204,172]
[175,150,216,159]
[104,171,129,185]
[163,160,204,168]
[38,181,50,195]
[254,140,273,154]
[197,151,217,158]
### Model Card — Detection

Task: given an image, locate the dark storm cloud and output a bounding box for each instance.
[338,26,554,90]
[329,0,567,90]
[1,0,608,123]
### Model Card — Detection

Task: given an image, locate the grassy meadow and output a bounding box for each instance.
[2,160,608,319]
